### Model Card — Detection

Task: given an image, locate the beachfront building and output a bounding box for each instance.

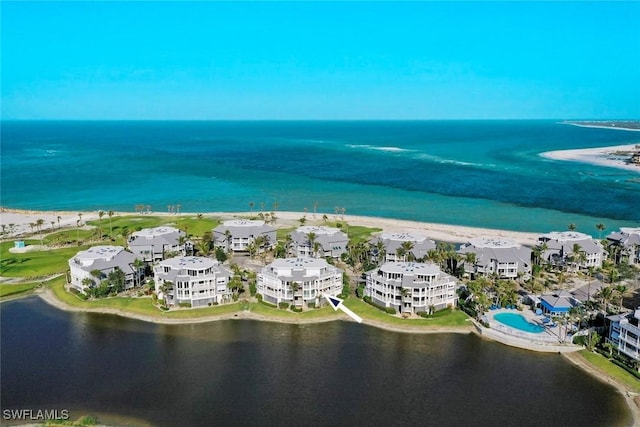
[127,226,187,262]
[606,227,640,265]
[153,256,231,307]
[607,309,640,371]
[370,231,436,263]
[213,220,276,252]
[257,258,342,307]
[68,245,138,293]
[289,225,348,259]
[365,262,457,314]
[538,231,605,270]
[458,237,532,280]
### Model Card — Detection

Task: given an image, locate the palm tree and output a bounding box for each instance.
[322,214,328,224]
[272,201,279,212]
[132,258,145,288]
[288,281,300,307]
[597,286,614,313]
[568,223,577,231]
[249,202,254,213]
[313,201,318,219]
[75,219,81,244]
[306,232,317,257]
[56,216,62,229]
[299,216,307,226]
[615,284,628,311]
[108,210,115,239]
[224,229,232,252]
[176,204,181,215]
[36,219,44,245]
[50,221,55,231]
[569,243,584,272]
[98,210,105,238]
[596,223,606,239]
[400,241,415,262]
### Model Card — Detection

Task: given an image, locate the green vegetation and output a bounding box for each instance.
[344,297,470,327]
[577,350,640,393]
[0,282,40,298]
[276,226,296,240]
[0,241,90,278]
[346,225,383,244]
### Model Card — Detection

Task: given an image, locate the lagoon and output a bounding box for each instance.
[0,297,631,426]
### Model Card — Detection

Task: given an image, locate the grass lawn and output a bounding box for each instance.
[0,282,40,298]
[578,350,640,393]
[276,227,297,241]
[248,302,339,319]
[343,297,470,327]
[1,241,91,278]
[347,225,383,244]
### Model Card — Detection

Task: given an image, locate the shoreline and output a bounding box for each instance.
[540,144,640,174]
[1,207,543,246]
[562,122,640,132]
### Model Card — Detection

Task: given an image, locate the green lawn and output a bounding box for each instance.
[276,227,297,240]
[343,297,470,327]
[347,225,383,244]
[0,282,40,298]
[0,241,90,278]
[578,350,640,393]
[248,301,339,319]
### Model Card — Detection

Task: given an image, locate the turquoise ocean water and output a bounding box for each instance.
[1,120,638,233]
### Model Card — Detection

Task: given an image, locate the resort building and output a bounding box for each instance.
[153,256,231,307]
[127,226,187,262]
[213,220,276,252]
[534,291,579,316]
[257,258,343,307]
[68,245,138,293]
[370,231,436,263]
[538,231,605,270]
[289,225,348,258]
[607,309,640,370]
[606,227,640,265]
[365,262,457,314]
[458,237,532,280]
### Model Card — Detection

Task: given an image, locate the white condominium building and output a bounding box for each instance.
[213,220,276,252]
[128,226,186,262]
[539,231,605,270]
[290,225,348,258]
[366,262,457,314]
[371,231,436,263]
[68,245,138,292]
[154,256,231,307]
[258,258,343,307]
[458,237,532,279]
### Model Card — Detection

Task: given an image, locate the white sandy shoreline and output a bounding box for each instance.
[540,144,640,173]
[0,207,542,246]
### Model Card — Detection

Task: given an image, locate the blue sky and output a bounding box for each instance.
[2,1,639,120]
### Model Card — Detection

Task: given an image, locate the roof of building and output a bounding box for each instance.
[71,246,137,274]
[291,226,348,248]
[379,262,441,276]
[214,220,275,239]
[159,256,217,270]
[128,227,184,248]
[607,228,640,247]
[467,237,520,249]
[541,231,592,242]
[372,231,436,256]
[458,238,531,266]
[540,293,575,311]
[264,258,341,281]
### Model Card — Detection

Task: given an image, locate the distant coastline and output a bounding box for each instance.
[540,144,640,173]
[562,120,640,132]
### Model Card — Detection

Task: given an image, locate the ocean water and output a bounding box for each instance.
[1,120,638,233]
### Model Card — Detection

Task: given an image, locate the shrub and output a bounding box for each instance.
[208,302,212,307]
[178,302,192,308]
[307,302,316,309]
[363,295,372,304]
[212,302,219,305]
[249,281,257,296]
[385,307,396,314]
[417,311,431,318]
[260,300,277,308]
[160,305,169,311]
[356,285,365,298]
[233,293,239,301]
[291,307,303,313]
[279,302,290,309]
[256,293,263,302]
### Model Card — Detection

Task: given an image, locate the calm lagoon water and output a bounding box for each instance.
[0,298,632,426]
[1,120,639,232]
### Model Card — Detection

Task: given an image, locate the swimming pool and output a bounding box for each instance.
[493,312,545,334]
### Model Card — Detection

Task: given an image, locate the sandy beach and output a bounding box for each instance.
[1,207,542,246]
[540,144,640,173]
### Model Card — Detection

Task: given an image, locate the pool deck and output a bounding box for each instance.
[474,308,581,353]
